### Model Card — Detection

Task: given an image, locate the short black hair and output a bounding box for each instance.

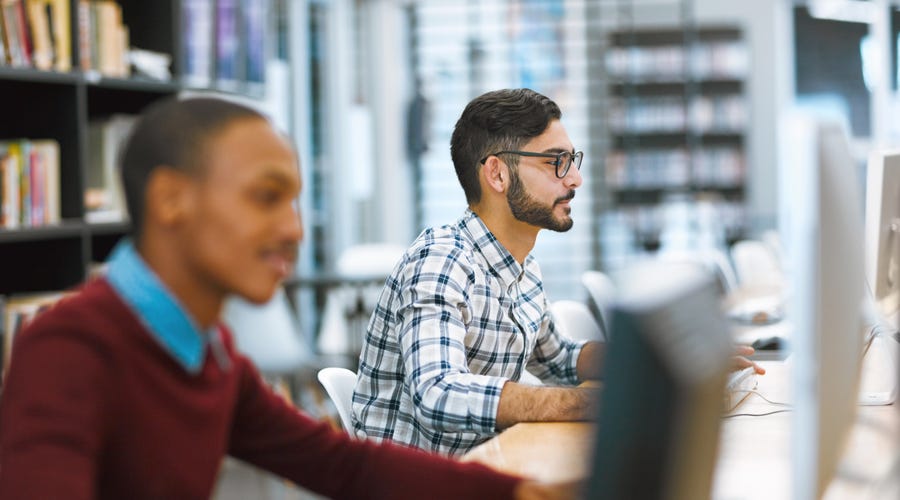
[449,88,561,204]
[120,96,267,241]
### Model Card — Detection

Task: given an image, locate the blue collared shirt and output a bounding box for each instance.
[106,240,230,374]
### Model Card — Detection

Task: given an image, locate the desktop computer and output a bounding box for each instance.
[779,113,865,500]
[859,150,900,405]
[865,150,900,323]
[585,261,731,500]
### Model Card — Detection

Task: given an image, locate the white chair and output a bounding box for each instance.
[550,300,604,342]
[657,248,739,296]
[223,287,312,374]
[317,367,358,434]
[581,270,617,340]
[730,239,784,288]
[317,243,406,358]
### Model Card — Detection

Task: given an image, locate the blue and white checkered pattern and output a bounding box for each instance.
[351,209,586,456]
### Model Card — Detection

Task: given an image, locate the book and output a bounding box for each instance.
[49,0,69,71]
[215,0,242,90]
[31,139,59,224]
[85,115,136,223]
[18,139,31,227]
[0,144,19,229]
[0,139,61,228]
[25,0,53,70]
[0,7,7,64]
[95,0,121,77]
[0,0,30,67]
[76,0,91,71]
[242,0,267,91]
[182,0,214,87]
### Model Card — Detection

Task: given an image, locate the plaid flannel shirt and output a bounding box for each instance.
[351,209,586,456]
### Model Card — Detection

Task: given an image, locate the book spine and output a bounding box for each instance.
[76,0,90,71]
[5,141,20,229]
[18,140,31,227]
[13,0,32,67]
[50,0,69,71]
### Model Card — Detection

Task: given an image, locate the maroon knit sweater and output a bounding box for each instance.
[0,279,520,499]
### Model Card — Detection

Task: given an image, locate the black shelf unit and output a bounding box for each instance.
[0,0,243,295]
[598,24,749,261]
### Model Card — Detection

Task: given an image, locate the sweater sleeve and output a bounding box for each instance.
[0,315,114,500]
[227,357,522,500]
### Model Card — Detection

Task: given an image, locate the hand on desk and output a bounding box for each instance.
[515,479,583,500]
[732,345,766,375]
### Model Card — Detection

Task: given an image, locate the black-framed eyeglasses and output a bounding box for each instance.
[480,150,584,178]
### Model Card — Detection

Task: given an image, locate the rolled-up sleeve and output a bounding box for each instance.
[525,309,587,385]
[396,248,508,434]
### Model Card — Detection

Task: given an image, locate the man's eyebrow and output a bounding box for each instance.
[541,147,575,154]
[257,168,296,183]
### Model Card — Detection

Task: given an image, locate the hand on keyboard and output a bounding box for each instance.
[732,345,766,375]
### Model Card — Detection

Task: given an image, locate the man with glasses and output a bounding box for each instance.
[352,88,602,456]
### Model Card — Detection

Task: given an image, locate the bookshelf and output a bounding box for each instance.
[598,25,749,267]
[0,0,273,296]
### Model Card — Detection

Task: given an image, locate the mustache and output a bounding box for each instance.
[555,191,576,204]
[272,242,300,262]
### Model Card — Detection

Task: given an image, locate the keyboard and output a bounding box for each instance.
[724,366,759,412]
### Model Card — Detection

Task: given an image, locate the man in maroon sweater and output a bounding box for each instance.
[0,97,576,499]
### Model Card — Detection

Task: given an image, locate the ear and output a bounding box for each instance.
[144,167,192,228]
[481,156,508,195]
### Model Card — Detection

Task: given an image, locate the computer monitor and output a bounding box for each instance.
[865,150,900,320]
[586,261,732,499]
[858,151,900,406]
[779,114,865,500]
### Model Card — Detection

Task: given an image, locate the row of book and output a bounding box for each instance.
[182,0,269,91]
[0,0,130,78]
[0,138,60,229]
[77,0,129,78]
[605,41,749,80]
[598,200,747,268]
[0,291,65,382]
[609,95,746,134]
[0,0,70,71]
[605,147,745,189]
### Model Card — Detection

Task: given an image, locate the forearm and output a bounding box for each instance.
[495,381,599,430]
[575,340,604,381]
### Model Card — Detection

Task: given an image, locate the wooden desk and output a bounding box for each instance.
[462,422,594,483]
[463,348,900,499]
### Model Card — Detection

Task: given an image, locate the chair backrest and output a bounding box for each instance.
[657,248,739,296]
[223,287,312,374]
[730,239,784,288]
[550,300,604,342]
[317,367,358,434]
[317,243,407,357]
[581,270,617,340]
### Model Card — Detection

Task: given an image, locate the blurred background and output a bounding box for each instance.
[272,0,896,345]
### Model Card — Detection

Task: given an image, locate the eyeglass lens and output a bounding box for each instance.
[556,151,583,178]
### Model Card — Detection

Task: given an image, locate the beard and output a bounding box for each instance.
[506,170,575,232]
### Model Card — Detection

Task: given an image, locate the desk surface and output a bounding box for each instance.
[463,344,900,499]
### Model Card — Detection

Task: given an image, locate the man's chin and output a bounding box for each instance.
[543,216,573,233]
[238,285,280,305]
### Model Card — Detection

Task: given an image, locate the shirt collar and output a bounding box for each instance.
[106,239,218,374]
[459,209,526,288]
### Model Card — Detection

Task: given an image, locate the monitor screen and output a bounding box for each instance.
[779,114,865,500]
[865,150,900,319]
[586,261,732,499]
